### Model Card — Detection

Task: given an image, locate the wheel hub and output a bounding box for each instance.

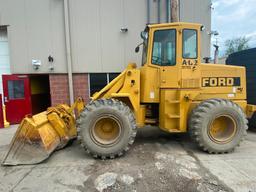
[209,115,237,144]
[91,116,121,146]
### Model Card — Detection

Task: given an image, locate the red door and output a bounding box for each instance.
[2,75,32,124]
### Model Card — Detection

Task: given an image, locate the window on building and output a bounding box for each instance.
[89,73,120,96]
[182,29,198,59]
[8,80,25,99]
[89,73,107,97]
[109,73,120,81]
[152,29,176,66]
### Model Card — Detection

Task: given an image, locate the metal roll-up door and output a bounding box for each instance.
[0,27,11,97]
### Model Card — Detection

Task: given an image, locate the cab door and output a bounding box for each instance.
[149,26,182,131]
[150,27,181,88]
[180,28,201,88]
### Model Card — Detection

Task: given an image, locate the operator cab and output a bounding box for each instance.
[141,22,201,67]
[140,22,203,103]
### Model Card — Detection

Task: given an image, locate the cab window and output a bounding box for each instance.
[152,29,176,66]
[182,29,197,59]
[142,38,148,65]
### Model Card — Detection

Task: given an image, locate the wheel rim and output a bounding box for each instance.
[91,115,122,146]
[208,115,237,144]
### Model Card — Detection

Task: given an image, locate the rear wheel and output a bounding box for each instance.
[77,99,137,159]
[189,99,248,153]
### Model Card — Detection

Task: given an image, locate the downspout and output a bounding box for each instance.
[171,0,179,22]
[166,0,171,22]
[178,0,180,22]
[157,0,161,23]
[63,0,74,104]
[147,0,150,23]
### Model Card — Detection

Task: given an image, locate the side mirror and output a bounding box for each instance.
[135,46,140,53]
[140,31,148,40]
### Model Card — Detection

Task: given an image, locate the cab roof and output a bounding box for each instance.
[147,22,202,29]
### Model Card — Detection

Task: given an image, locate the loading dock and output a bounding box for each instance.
[2,74,51,124]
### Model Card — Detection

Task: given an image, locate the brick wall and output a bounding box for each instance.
[49,74,89,106]
[73,74,89,103]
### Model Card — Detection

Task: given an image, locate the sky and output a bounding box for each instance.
[211,0,256,56]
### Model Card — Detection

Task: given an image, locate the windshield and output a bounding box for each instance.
[152,29,176,66]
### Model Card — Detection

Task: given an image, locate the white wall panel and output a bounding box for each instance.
[0,0,66,74]
[69,0,101,72]
[2,0,28,73]
[100,0,124,72]
[0,0,211,73]
[25,0,51,72]
[49,0,66,73]
[124,0,147,67]
[180,0,212,59]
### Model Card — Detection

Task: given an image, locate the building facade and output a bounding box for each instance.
[0,0,212,116]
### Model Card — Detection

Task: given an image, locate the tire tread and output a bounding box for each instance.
[189,98,248,153]
[77,99,137,159]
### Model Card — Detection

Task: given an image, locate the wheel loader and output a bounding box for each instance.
[2,22,256,165]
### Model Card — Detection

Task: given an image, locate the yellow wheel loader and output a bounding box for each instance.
[2,22,256,165]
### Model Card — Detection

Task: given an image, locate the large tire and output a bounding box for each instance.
[189,99,248,153]
[76,99,137,159]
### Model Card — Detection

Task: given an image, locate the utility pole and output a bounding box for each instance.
[171,0,179,22]
[213,44,219,64]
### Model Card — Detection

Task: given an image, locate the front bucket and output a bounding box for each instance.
[2,113,61,165]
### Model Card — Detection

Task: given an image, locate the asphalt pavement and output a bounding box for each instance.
[0,125,255,192]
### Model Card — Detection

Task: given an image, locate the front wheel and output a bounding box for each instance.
[189,99,248,153]
[77,99,137,159]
